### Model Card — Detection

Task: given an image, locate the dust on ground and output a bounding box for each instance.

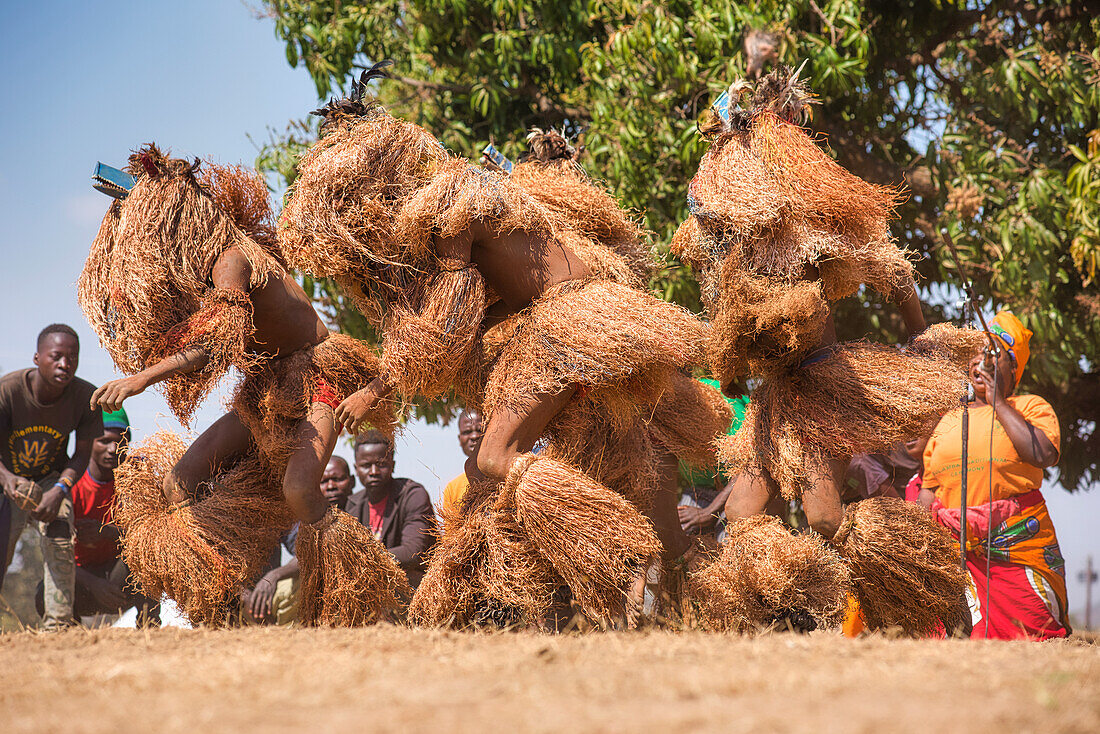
[1,626,1097,733]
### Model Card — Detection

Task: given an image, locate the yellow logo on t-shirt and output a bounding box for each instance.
[8,424,65,476]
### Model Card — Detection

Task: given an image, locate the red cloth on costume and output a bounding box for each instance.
[312,377,341,411]
[312,377,344,431]
[71,471,120,566]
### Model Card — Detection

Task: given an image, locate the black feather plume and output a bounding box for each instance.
[310,59,395,127]
[360,59,394,85]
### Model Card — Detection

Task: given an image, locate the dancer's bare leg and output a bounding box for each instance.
[801,456,848,540]
[764,492,790,519]
[283,403,341,524]
[724,471,780,521]
[650,450,693,562]
[471,386,577,482]
[163,411,253,505]
[619,450,685,626]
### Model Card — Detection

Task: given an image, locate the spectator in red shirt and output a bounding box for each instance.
[36,408,159,625]
[347,431,437,588]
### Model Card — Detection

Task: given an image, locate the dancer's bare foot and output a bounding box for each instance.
[625,559,656,629]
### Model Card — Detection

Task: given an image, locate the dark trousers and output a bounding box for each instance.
[0,496,10,592]
[36,557,160,626]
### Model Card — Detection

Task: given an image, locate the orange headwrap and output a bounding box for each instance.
[988,311,1031,386]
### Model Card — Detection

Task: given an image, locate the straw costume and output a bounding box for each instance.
[690,515,850,633]
[280,65,730,627]
[506,128,653,287]
[675,65,980,632]
[78,146,406,625]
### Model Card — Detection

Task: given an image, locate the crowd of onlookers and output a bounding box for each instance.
[240,430,439,625]
[0,316,1072,639]
[0,323,495,629]
[0,325,155,628]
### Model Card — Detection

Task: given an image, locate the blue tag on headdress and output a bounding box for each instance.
[481,144,513,174]
[711,90,731,123]
[92,163,135,199]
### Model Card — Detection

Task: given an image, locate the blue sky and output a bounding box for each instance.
[0,1,1095,624]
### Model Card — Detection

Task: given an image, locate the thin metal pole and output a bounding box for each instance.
[1085,556,1095,630]
[959,393,968,572]
[983,354,998,640]
[942,230,1001,354]
[958,302,972,574]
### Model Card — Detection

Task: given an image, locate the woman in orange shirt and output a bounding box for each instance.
[919,311,1068,639]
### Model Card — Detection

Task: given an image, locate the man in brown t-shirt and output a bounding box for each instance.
[0,324,102,629]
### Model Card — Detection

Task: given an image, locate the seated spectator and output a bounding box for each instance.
[677,379,750,541]
[840,453,898,502]
[347,430,437,588]
[883,441,922,496]
[242,456,356,624]
[677,466,729,541]
[1,324,102,630]
[842,443,925,503]
[36,408,158,626]
[441,409,484,517]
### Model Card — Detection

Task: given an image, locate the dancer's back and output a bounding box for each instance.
[212,247,329,358]
[435,219,591,320]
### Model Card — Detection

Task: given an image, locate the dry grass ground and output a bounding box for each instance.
[2,626,1098,733]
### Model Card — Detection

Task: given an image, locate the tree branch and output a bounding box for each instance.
[808,0,838,47]
[813,118,937,199]
[350,65,474,95]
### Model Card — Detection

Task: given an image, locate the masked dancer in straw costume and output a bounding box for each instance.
[279,63,731,627]
[78,147,407,626]
[488,126,741,621]
[674,64,983,635]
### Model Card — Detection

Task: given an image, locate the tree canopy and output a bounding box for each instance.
[257,0,1098,489]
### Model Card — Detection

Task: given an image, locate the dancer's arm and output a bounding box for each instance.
[90,348,209,411]
[380,233,486,396]
[337,235,486,433]
[893,279,927,341]
[91,249,254,412]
